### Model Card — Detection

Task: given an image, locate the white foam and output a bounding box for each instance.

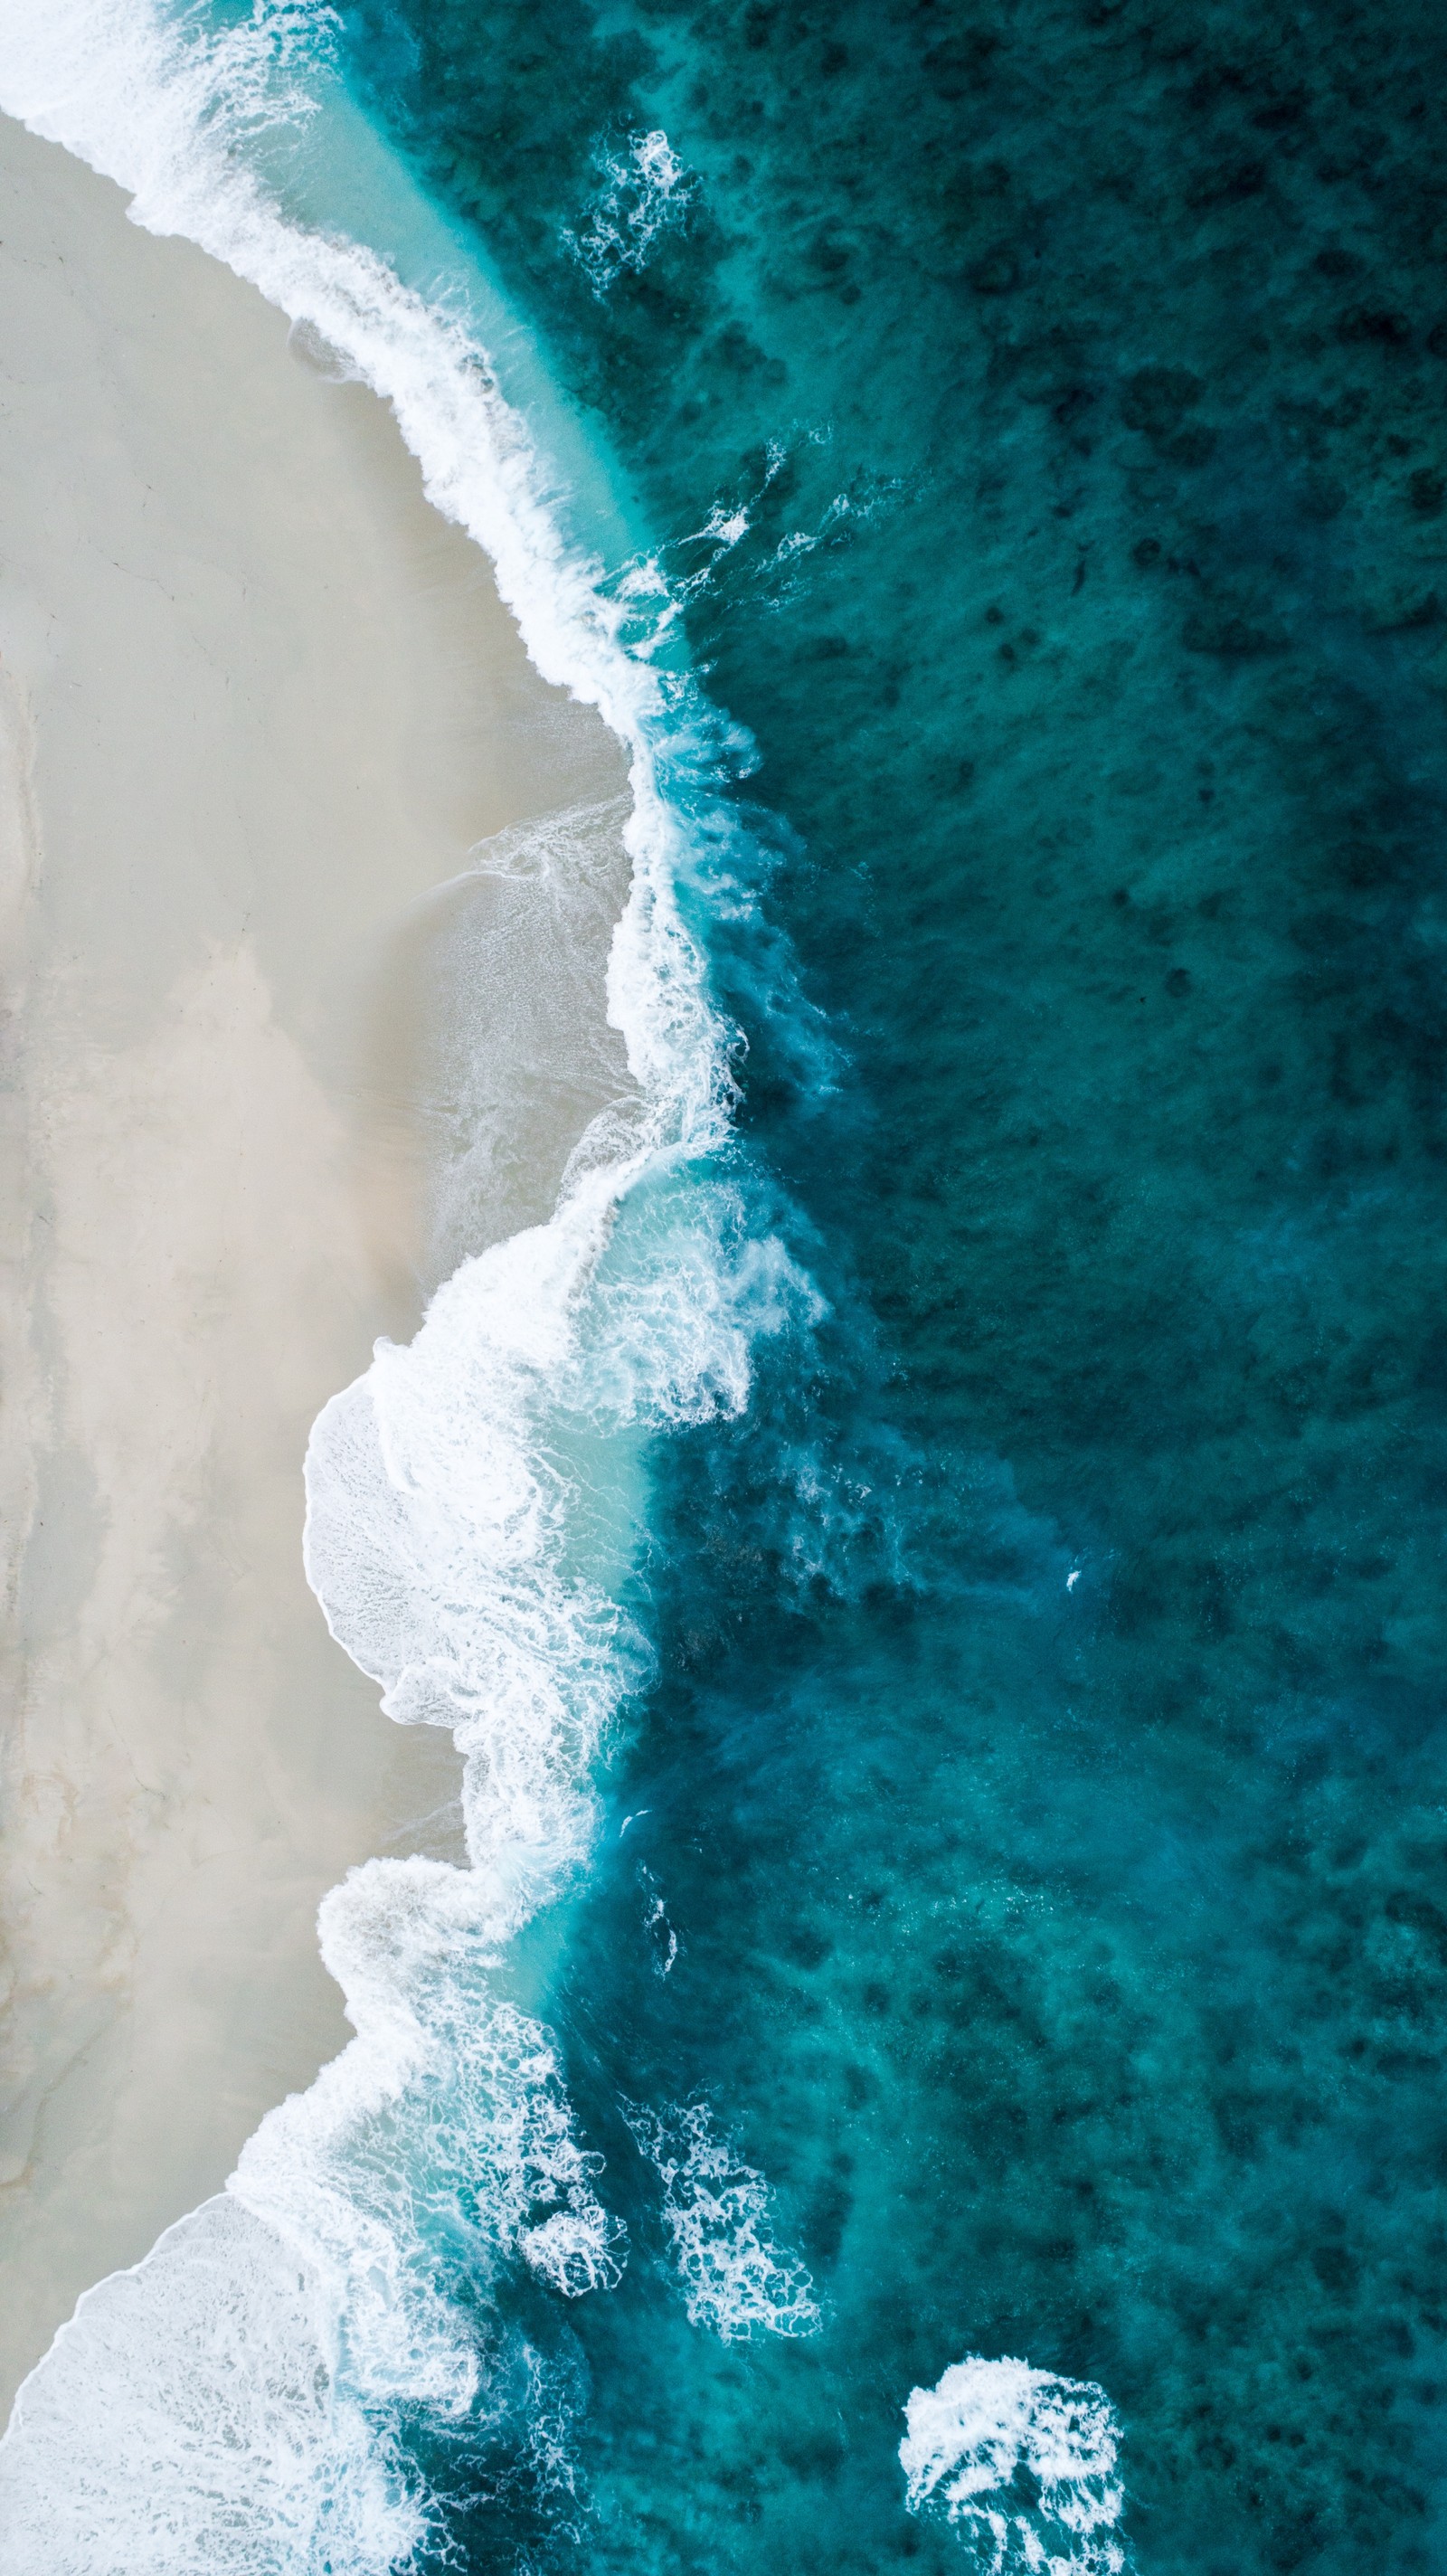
[0,2197,430,2576]
[232,1858,629,2415]
[900,2354,1128,2573]
[0,0,818,2546]
[625,2101,820,2344]
[408,796,641,1274]
[572,128,695,296]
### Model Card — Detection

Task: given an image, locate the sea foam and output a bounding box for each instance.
[0,2197,430,2576]
[0,0,801,2560]
[571,126,695,298]
[900,2354,1128,2573]
[625,2101,820,2344]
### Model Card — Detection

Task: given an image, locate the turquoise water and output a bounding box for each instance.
[4,0,1447,2568]
[331,4,1447,2569]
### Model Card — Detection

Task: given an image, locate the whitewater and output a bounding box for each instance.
[0,0,818,2562]
[0,7,1143,2567]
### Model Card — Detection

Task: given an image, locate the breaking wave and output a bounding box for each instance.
[901,2353,1128,2574]
[0,0,812,2562]
[625,2100,820,2344]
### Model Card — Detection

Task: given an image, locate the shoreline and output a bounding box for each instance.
[0,113,629,2411]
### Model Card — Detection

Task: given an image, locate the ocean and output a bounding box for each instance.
[3,0,1447,2569]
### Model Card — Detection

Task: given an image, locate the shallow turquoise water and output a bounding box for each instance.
[329,4,1447,2566]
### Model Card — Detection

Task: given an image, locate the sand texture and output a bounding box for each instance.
[0,113,629,2411]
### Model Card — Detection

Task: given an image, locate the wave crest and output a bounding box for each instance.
[901,2353,1128,2574]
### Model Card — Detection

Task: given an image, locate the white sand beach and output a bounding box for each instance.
[0,113,629,2410]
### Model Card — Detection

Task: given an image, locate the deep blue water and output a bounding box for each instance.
[312,1,1447,2569]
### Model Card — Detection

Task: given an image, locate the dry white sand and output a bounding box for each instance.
[0,113,629,2410]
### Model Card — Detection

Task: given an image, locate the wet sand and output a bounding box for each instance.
[0,113,628,2410]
